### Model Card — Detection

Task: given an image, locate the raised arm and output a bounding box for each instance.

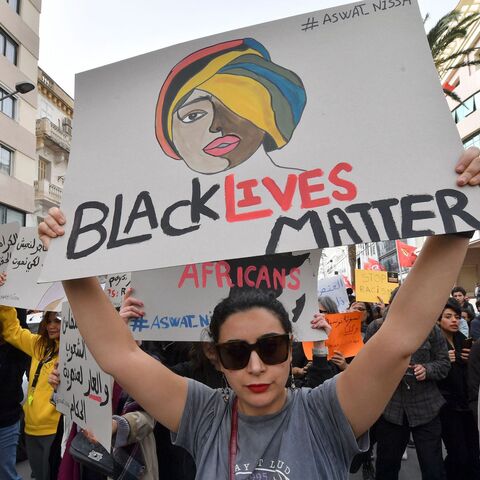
[337,233,469,438]
[39,209,188,433]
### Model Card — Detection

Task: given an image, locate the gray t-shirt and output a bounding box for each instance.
[173,376,368,479]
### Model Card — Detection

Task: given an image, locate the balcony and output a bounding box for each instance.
[34,179,63,209]
[36,117,71,155]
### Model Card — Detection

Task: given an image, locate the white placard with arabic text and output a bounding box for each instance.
[56,303,113,451]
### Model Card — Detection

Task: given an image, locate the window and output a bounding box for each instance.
[0,28,18,64]
[452,91,480,124]
[38,159,49,180]
[0,144,13,175]
[39,98,54,122]
[464,131,480,150]
[0,87,16,118]
[6,0,20,14]
[0,203,25,226]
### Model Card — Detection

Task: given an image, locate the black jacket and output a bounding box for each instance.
[0,341,29,427]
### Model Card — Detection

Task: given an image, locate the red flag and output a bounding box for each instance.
[342,274,353,290]
[442,81,456,92]
[396,240,417,268]
[363,258,385,271]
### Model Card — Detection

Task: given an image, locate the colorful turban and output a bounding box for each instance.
[155,38,306,160]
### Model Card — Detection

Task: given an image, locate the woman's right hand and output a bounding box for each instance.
[38,207,66,249]
[0,271,6,287]
[119,288,145,322]
[448,349,456,363]
[48,362,60,391]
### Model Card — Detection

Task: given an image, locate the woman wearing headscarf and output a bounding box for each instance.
[155,38,306,174]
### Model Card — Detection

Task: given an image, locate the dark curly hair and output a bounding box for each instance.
[208,290,291,344]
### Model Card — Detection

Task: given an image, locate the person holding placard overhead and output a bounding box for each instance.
[38,148,480,479]
[0,297,61,480]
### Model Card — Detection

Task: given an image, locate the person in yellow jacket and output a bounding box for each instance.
[0,304,61,480]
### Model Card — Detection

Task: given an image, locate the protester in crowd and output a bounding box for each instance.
[437,299,480,479]
[461,306,475,332]
[451,286,476,319]
[0,273,30,480]
[474,281,480,301]
[470,300,480,341]
[38,199,476,480]
[48,367,158,480]
[349,300,374,338]
[0,299,61,480]
[292,295,340,382]
[468,339,480,426]
[365,287,450,480]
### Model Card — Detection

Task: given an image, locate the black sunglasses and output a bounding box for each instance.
[216,333,291,370]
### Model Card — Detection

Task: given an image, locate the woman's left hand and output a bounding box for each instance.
[455,147,480,186]
[413,364,427,381]
[311,313,332,336]
[0,272,6,287]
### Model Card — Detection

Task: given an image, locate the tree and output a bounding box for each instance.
[427,10,480,102]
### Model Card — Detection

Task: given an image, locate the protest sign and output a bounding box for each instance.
[325,311,364,359]
[105,272,131,308]
[0,227,65,310]
[355,269,399,303]
[317,275,349,312]
[130,250,323,341]
[56,303,113,451]
[303,310,363,360]
[0,223,20,270]
[40,0,479,282]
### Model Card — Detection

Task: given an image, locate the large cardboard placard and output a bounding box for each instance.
[0,227,65,310]
[56,304,113,451]
[317,275,349,312]
[355,269,399,303]
[40,0,480,282]
[0,223,20,270]
[130,251,323,341]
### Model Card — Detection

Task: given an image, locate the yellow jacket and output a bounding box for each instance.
[0,306,60,436]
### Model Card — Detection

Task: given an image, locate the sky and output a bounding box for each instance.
[38,0,460,97]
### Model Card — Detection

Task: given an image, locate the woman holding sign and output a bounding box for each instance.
[0,303,61,480]
[39,148,480,479]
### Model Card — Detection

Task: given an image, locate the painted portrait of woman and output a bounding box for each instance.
[155,38,307,174]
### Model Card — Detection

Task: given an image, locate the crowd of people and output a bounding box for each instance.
[0,147,479,479]
[2,264,480,479]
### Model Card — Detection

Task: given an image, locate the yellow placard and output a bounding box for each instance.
[355,269,398,303]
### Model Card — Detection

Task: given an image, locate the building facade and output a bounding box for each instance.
[0,0,41,226]
[34,67,73,222]
[441,0,480,296]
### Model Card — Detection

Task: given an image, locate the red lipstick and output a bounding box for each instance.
[247,384,269,394]
[203,135,240,157]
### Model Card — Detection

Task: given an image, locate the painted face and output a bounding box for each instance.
[172,90,265,174]
[217,307,290,416]
[349,302,368,323]
[45,313,61,340]
[452,292,465,304]
[439,308,460,334]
